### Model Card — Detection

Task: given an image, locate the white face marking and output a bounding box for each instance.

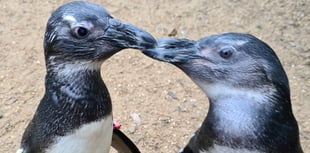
[63,15,77,23]
[62,15,94,31]
[217,38,249,46]
[200,144,261,153]
[46,115,113,153]
[49,58,103,77]
[58,62,101,76]
[196,82,270,103]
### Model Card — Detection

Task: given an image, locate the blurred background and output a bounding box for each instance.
[0,0,309,152]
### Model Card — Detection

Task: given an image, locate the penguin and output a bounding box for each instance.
[16,1,155,153]
[143,33,303,153]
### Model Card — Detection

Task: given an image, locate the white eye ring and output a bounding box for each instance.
[219,47,234,59]
[72,27,89,38]
[70,21,94,39]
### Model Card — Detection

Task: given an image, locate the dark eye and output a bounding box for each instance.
[72,27,89,38]
[219,47,233,59]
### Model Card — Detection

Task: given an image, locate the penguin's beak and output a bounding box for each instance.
[143,38,200,63]
[104,18,156,50]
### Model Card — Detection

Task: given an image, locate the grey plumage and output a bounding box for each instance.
[143,33,303,153]
[17,1,155,153]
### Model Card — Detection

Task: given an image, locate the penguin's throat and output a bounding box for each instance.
[202,84,277,139]
[45,61,107,103]
[208,98,268,138]
[46,58,103,77]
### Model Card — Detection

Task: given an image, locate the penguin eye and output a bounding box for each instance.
[72,27,89,38]
[219,47,233,59]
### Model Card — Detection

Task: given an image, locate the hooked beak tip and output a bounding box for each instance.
[143,38,200,63]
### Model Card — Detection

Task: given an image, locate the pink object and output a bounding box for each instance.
[113,121,122,130]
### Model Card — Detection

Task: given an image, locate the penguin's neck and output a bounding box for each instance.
[206,95,270,137]
[44,58,112,118]
[206,86,271,142]
[195,83,300,152]
[38,58,113,153]
[198,83,273,149]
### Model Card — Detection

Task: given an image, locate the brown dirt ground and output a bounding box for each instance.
[0,0,309,152]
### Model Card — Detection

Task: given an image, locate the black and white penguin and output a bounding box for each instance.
[143,33,303,153]
[16,1,155,153]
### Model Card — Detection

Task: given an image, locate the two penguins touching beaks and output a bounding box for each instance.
[17,1,303,153]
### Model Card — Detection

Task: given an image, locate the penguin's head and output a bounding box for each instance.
[143,33,289,98]
[44,1,156,62]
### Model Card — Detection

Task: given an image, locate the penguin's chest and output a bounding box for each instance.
[46,115,113,153]
[200,145,261,153]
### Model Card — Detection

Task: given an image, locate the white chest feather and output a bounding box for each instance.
[200,145,262,153]
[46,115,113,153]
